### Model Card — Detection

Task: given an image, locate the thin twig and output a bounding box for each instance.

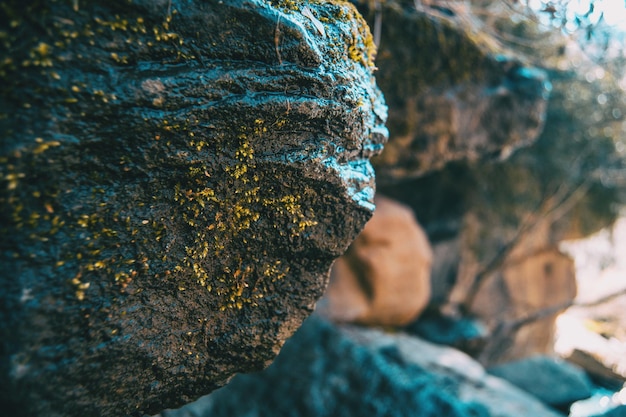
[374,0,382,47]
[478,287,626,363]
[461,179,591,312]
[274,15,283,65]
[576,287,626,308]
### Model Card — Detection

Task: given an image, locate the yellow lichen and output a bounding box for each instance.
[0,1,329,308]
[168,117,317,310]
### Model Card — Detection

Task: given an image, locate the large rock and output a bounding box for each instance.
[373,21,626,363]
[354,0,551,182]
[317,194,432,326]
[0,1,387,416]
[160,315,564,417]
[488,355,593,409]
[339,324,564,417]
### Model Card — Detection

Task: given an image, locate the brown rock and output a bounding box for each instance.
[318,195,432,326]
[470,247,577,363]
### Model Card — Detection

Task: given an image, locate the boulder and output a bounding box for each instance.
[317,195,432,326]
[160,315,564,417]
[349,0,597,368]
[341,325,564,417]
[488,355,593,409]
[353,0,551,182]
[372,30,625,365]
[0,1,387,416]
[406,309,488,356]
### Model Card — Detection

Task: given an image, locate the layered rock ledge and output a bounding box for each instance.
[354,0,551,182]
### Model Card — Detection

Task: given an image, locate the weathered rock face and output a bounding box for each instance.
[476,251,575,361]
[343,0,552,366]
[342,1,562,364]
[0,1,387,416]
[159,315,564,417]
[317,194,432,326]
[354,0,551,183]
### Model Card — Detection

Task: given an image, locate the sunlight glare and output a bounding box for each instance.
[598,0,626,28]
[526,0,626,31]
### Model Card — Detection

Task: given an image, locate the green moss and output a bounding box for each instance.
[0,137,167,302]
[0,1,208,301]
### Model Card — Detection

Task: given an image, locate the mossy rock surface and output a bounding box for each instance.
[0,1,386,415]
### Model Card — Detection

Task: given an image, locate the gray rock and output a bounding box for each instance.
[488,355,593,408]
[344,323,565,417]
[0,1,386,416]
[163,315,564,417]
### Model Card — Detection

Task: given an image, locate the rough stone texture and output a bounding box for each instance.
[160,315,563,417]
[488,355,593,409]
[317,194,432,326]
[0,1,387,416]
[354,0,551,183]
